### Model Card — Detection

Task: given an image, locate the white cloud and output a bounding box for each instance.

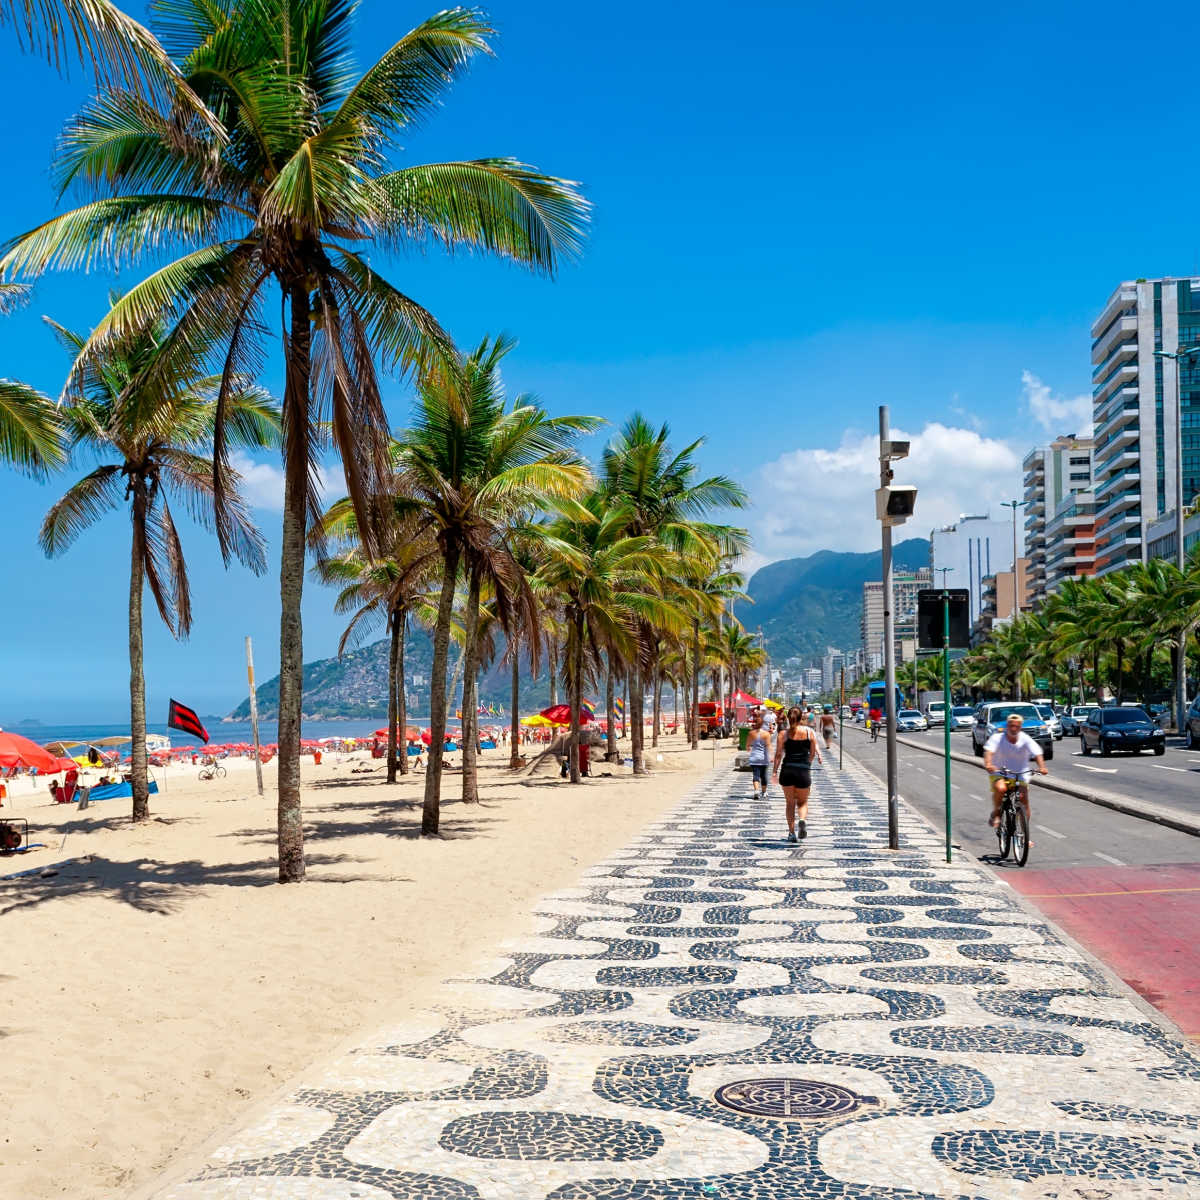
[230,451,347,513]
[1021,370,1092,436]
[749,422,1022,564]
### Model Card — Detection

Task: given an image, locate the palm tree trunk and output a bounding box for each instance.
[605,662,618,761]
[569,616,583,783]
[673,675,679,733]
[276,281,312,883]
[1114,639,1125,704]
[623,676,628,739]
[691,619,701,749]
[651,661,661,749]
[396,609,408,776]
[509,634,521,769]
[631,644,646,774]
[548,636,558,706]
[1092,648,1102,703]
[386,611,400,783]
[128,485,150,823]
[423,543,461,835]
[461,566,482,805]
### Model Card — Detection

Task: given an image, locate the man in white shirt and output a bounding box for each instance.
[983,713,1048,829]
[761,707,777,734]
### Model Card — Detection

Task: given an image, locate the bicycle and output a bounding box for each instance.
[198,758,227,781]
[992,767,1030,866]
[870,720,880,744]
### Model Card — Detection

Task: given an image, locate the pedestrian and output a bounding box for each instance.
[819,705,837,749]
[773,704,822,843]
[762,705,777,735]
[745,711,771,799]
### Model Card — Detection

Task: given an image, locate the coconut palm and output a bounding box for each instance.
[393,336,599,832]
[682,563,746,748]
[311,501,440,782]
[718,621,766,697]
[39,303,277,821]
[0,285,65,475]
[600,414,748,772]
[2,2,589,879]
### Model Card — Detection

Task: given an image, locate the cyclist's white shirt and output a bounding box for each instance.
[985,730,1040,777]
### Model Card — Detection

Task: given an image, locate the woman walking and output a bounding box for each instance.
[819,705,837,749]
[774,705,822,843]
[745,711,771,799]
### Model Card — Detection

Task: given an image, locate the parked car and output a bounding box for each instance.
[1187,697,1200,749]
[839,705,852,719]
[948,705,976,731]
[1081,706,1165,756]
[971,702,1054,760]
[896,709,928,732]
[1058,710,1080,736]
[923,700,947,727]
[1034,704,1063,740]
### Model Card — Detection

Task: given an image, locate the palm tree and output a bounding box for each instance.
[311,502,439,782]
[718,621,766,697]
[40,303,277,821]
[535,495,678,782]
[0,284,66,475]
[600,414,748,772]
[683,564,746,748]
[2,2,589,879]
[393,337,599,832]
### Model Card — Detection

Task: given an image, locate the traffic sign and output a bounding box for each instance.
[917,589,970,650]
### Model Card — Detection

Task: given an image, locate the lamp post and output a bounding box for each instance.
[1000,499,1026,619]
[1153,343,1200,734]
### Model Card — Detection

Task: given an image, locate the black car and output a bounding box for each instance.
[1080,707,1166,757]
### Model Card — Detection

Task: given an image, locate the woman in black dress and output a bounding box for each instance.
[773,705,823,843]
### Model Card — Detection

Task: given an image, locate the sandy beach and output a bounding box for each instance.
[0,734,731,1200]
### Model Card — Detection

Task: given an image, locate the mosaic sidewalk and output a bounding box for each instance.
[153,758,1200,1200]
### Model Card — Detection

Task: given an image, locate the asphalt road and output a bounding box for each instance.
[839,725,1200,869]
[866,723,1200,823]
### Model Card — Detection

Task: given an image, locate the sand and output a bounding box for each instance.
[0,734,732,1200]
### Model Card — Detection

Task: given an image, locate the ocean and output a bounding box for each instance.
[4,717,463,749]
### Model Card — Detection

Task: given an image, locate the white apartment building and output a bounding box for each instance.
[1022,435,1095,606]
[1091,277,1200,575]
[929,515,1015,627]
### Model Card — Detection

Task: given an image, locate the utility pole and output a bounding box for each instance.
[1154,343,1200,734]
[1000,499,1024,619]
[876,407,915,851]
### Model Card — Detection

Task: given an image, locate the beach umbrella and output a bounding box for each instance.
[520,714,552,727]
[0,731,67,773]
[539,704,594,727]
[420,728,432,746]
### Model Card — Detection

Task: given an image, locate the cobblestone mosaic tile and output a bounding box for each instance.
[152,758,1200,1200]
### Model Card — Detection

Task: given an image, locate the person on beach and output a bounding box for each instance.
[745,711,771,798]
[773,705,822,843]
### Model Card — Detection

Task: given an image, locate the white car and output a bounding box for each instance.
[896,709,928,732]
[1035,704,1063,740]
[948,706,976,730]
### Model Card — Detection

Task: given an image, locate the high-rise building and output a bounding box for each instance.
[1023,435,1095,606]
[929,515,1015,627]
[1091,277,1200,575]
[860,567,933,665]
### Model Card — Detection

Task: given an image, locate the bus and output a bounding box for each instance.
[863,681,905,714]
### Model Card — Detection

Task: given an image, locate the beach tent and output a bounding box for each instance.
[0,731,68,773]
[729,690,761,723]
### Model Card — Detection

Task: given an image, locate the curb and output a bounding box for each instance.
[847,725,1200,839]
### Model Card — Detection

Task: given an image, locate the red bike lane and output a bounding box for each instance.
[1007,861,1200,1040]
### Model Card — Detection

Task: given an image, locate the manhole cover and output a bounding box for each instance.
[714,1078,878,1120]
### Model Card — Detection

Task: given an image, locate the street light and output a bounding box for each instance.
[877,406,917,851]
[1153,343,1200,734]
[1000,499,1027,619]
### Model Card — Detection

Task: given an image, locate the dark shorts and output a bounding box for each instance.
[779,766,811,789]
[750,764,768,787]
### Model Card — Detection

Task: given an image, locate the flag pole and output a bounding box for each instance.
[246,636,264,797]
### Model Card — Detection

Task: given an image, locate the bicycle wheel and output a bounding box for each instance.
[216,765,227,778]
[1011,803,1030,866]
[999,804,1014,860]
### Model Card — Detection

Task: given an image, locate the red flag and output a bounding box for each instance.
[168,698,209,744]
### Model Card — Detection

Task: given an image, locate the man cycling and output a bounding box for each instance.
[868,704,882,741]
[983,712,1047,831]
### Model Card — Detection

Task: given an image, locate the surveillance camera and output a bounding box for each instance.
[875,484,917,525]
[883,439,910,461]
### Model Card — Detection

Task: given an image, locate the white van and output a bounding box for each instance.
[923,700,947,727]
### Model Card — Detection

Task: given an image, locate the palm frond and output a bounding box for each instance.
[39,463,123,554]
[0,379,65,475]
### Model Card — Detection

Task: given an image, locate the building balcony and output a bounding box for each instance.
[1022,447,1046,470]
[1094,447,1139,480]
[1094,423,1138,458]
[1094,385,1140,429]
[1094,363,1139,407]
[1091,318,1139,371]
[1091,286,1138,341]
[1094,486,1140,522]
[1094,467,1140,501]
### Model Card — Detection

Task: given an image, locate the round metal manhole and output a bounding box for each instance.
[714,1078,879,1121]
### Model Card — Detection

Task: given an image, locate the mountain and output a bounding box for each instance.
[737,537,930,662]
[227,627,553,721]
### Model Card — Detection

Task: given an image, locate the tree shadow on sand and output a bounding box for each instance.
[0,851,412,917]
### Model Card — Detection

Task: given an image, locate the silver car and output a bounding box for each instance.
[896,709,928,732]
[948,706,976,731]
[1035,704,1063,740]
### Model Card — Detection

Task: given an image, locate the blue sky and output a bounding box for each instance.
[1,0,1196,722]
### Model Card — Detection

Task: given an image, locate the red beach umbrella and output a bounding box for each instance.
[0,731,64,773]
[539,704,594,727]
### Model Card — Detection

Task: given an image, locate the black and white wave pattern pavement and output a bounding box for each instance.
[155,757,1200,1199]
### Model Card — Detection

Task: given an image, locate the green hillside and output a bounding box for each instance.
[738,537,929,661]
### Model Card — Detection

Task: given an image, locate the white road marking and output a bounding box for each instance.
[1152,765,1188,773]
[1035,824,1066,840]
[1076,765,1118,774]
[1093,851,1125,866]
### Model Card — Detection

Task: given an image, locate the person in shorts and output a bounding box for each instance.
[983,712,1048,830]
[745,711,771,798]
